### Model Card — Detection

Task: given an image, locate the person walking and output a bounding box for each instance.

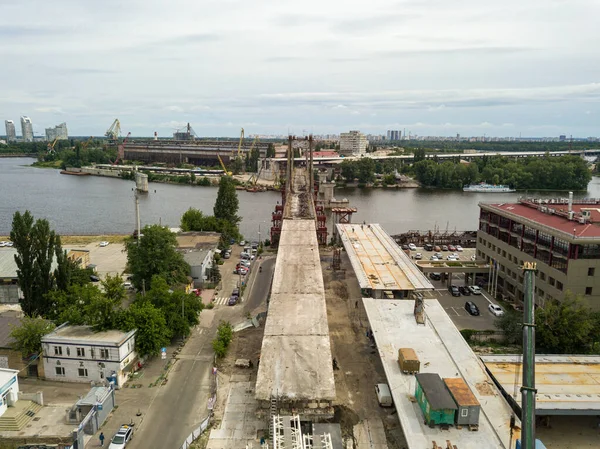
[99,432,105,447]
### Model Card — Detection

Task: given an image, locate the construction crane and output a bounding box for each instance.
[217,151,232,176]
[247,136,262,185]
[105,119,121,141]
[81,136,94,150]
[110,132,131,165]
[47,138,59,154]
[234,128,245,159]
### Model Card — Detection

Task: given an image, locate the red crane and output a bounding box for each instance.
[112,132,131,165]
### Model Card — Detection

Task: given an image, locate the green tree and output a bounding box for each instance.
[340,160,357,181]
[116,302,170,356]
[9,317,55,357]
[413,148,426,163]
[180,208,241,247]
[10,211,37,316]
[101,274,127,305]
[31,218,58,316]
[213,176,240,226]
[125,225,190,289]
[266,143,276,158]
[230,157,244,175]
[54,236,72,291]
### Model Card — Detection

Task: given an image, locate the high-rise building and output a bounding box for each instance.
[20,116,33,142]
[386,130,401,141]
[45,122,68,141]
[339,130,368,156]
[4,120,16,142]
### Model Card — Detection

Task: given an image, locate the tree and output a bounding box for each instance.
[10,317,55,357]
[125,225,190,289]
[340,160,357,181]
[180,208,241,248]
[116,302,170,356]
[213,176,240,226]
[266,143,276,158]
[54,236,72,291]
[356,158,376,184]
[31,218,58,316]
[413,148,426,163]
[230,157,244,175]
[10,211,37,316]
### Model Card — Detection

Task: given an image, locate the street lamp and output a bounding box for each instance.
[258,220,267,245]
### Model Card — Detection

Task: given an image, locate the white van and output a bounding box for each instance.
[375,383,393,407]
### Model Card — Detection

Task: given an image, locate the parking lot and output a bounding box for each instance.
[66,241,128,279]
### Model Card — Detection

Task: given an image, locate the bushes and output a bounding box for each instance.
[212,321,233,358]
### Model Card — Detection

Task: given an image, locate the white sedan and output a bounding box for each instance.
[408,243,417,251]
[488,303,504,316]
[100,241,109,247]
[456,245,463,252]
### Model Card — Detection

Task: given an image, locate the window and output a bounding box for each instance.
[100,349,109,359]
[55,367,65,376]
[539,272,546,281]
[502,250,506,258]
[66,347,70,356]
[54,346,62,356]
[78,368,88,377]
[588,268,595,276]
[461,409,469,418]
[586,287,593,295]
[77,347,85,357]
[549,277,555,287]
[556,281,563,291]
[91,348,95,359]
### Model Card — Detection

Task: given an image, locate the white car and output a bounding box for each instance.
[456,245,463,252]
[100,241,109,247]
[5,242,13,247]
[488,303,504,316]
[239,240,246,246]
[408,243,417,251]
[109,425,134,449]
[414,252,422,260]
[447,255,458,261]
[430,256,438,261]
[0,241,6,247]
[471,254,476,261]
[468,285,482,295]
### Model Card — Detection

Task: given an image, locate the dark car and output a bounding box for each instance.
[464,301,480,316]
[90,275,100,282]
[448,285,460,297]
[459,286,471,296]
[429,272,441,281]
[228,296,238,306]
[424,244,433,251]
[401,244,409,250]
[232,288,240,298]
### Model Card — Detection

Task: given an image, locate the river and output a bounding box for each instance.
[2,157,600,239]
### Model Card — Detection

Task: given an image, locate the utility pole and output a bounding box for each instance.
[134,191,141,246]
[521,262,537,449]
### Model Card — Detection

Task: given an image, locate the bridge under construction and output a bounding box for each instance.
[255,136,336,421]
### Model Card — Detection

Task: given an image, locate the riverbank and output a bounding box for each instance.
[0,235,129,245]
[0,153,38,158]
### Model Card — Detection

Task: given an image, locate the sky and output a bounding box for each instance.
[1,0,599,138]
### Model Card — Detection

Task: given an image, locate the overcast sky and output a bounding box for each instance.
[1,0,599,138]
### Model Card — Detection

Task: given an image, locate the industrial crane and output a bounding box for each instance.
[47,138,59,154]
[217,152,232,176]
[105,119,121,141]
[110,132,130,165]
[234,128,245,159]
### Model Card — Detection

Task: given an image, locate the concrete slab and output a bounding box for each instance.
[353,419,388,449]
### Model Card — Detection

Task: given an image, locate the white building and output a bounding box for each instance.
[20,116,33,142]
[45,122,68,141]
[0,368,19,418]
[339,130,368,156]
[42,325,136,387]
[4,120,16,142]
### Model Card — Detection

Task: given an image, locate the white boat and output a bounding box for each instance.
[463,182,515,193]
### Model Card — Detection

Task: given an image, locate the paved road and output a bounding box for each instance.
[244,257,275,313]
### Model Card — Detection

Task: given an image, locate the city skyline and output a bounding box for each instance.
[0,0,598,137]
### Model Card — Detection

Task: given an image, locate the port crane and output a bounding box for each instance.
[218,151,232,176]
[105,119,121,141]
[47,138,59,154]
[110,132,130,165]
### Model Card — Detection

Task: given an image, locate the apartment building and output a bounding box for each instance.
[477,196,600,309]
[20,116,33,142]
[4,120,16,142]
[45,122,68,141]
[339,130,368,156]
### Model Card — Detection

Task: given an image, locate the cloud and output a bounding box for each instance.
[34,107,65,114]
[0,25,66,38]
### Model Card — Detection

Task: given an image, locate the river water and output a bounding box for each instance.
[2,157,600,238]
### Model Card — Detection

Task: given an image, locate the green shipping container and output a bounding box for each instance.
[415,373,457,428]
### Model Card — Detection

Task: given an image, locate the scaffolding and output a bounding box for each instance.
[272,415,333,449]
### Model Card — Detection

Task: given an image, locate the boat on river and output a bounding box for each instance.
[463,182,515,193]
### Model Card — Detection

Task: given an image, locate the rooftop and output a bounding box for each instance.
[0,249,58,279]
[182,248,213,266]
[76,386,113,406]
[255,219,335,401]
[363,298,515,449]
[0,368,18,387]
[481,199,600,240]
[0,316,20,348]
[176,232,221,249]
[336,224,434,291]
[481,355,600,415]
[42,325,135,346]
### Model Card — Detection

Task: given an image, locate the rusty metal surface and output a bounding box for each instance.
[444,378,481,407]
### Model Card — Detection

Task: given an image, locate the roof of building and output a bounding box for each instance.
[0,368,18,387]
[76,386,113,406]
[481,200,600,239]
[336,223,434,291]
[255,219,335,401]
[0,248,58,279]
[0,316,21,348]
[42,325,135,346]
[444,377,480,407]
[182,248,213,266]
[363,298,514,448]
[481,355,600,415]
[415,373,457,410]
[176,232,220,249]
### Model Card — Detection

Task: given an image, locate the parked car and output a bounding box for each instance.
[5,241,13,247]
[468,285,482,295]
[414,252,422,260]
[408,243,417,251]
[251,241,259,249]
[434,246,441,252]
[375,383,393,407]
[231,288,240,298]
[442,245,449,251]
[448,285,460,297]
[223,252,231,259]
[239,240,246,246]
[234,267,248,275]
[228,296,238,306]
[90,275,100,282]
[430,256,438,261]
[238,260,251,268]
[240,252,255,260]
[108,425,134,449]
[100,241,109,247]
[464,301,480,316]
[401,244,409,250]
[434,252,443,259]
[424,243,433,251]
[456,245,463,252]
[122,282,134,290]
[429,272,441,280]
[458,286,471,296]
[488,303,504,316]
[448,244,456,251]
[471,254,477,261]
[447,254,458,261]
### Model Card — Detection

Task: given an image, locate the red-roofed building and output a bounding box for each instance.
[478,198,600,309]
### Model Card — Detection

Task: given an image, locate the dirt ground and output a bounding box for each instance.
[321,249,408,449]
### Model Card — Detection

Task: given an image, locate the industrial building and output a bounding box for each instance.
[45,122,68,141]
[20,116,33,142]
[336,223,434,298]
[339,130,368,156]
[4,120,16,142]
[478,196,600,309]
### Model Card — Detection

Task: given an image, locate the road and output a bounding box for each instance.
[244,257,275,312]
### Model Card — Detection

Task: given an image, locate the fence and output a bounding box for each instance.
[178,362,218,449]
